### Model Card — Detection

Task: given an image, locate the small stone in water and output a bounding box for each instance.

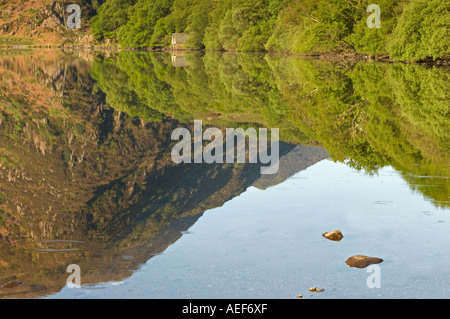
[345,255,383,268]
[322,229,343,241]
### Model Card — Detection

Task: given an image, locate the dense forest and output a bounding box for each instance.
[89,0,449,61]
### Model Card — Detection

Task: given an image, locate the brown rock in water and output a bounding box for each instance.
[345,255,383,268]
[1,281,24,289]
[322,229,343,241]
[309,287,324,292]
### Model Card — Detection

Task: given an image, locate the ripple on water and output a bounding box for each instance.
[33,240,86,252]
[373,200,394,204]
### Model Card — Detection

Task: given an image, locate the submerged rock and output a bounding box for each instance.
[309,287,324,292]
[1,281,24,289]
[345,255,383,268]
[322,229,343,241]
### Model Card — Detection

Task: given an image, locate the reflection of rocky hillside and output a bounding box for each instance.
[0,53,330,298]
[91,51,449,208]
[252,145,330,190]
[0,214,203,298]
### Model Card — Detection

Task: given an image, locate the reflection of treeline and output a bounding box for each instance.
[90,0,449,61]
[91,51,449,207]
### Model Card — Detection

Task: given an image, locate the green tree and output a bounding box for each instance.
[90,0,136,39]
[388,0,450,60]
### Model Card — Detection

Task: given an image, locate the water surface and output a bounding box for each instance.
[0,50,448,298]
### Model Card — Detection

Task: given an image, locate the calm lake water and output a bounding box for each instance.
[0,50,448,299]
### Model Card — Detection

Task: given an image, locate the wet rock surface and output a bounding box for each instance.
[345,255,383,268]
[322,229,343,241]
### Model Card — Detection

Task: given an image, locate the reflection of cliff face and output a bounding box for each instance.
[90,51,449,208]
[0,53,330,298]
[0,137,328,298]
[252,145,330,190]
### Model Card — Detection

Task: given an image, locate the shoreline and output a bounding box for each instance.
[0,42,448,66]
